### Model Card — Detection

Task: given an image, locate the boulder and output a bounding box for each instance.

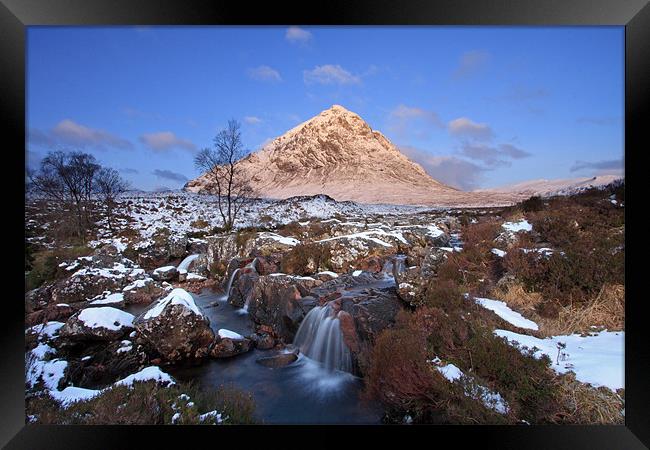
[251,332,275,350]
[394,267,425,307]
[25,304,77,327]
[206,234,254,271]
[51,274,123,306]
[134,288,214,362]
[210,330,252,358]
[168,235,188,258]
[420,247,450,278]
[358,256,384,273]
[122,278,166,304]
[228,267,260,308]
[60,307,135,342]
[188,238,209,255]
[256,351,299,368]
[245,275,322,342]
[178,270,187,283]
[152,266,178,282]
[25,285,54,314]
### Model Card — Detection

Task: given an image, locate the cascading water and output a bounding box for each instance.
[178,254,200,272]
[222,268,240,301]
[293,305,353,373]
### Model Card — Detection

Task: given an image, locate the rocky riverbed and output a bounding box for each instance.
[25,190,625,424]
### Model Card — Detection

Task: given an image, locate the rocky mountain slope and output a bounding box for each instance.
[185,105,517,207]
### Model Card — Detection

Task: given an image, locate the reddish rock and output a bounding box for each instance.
[358,256,383,273]
[337,310,359,353]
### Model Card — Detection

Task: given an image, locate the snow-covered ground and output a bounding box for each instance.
[495,329,624,391]
[467,295,539,331]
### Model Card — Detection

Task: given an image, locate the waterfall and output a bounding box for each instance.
[382,255,407,277]
[245,257,259,273]
[178,254,200,272]
[293,305,352,373]
[393,255,407,274]
[223,268,240,300]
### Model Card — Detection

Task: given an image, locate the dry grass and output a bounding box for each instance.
[491,281,542,314]
[539,284,624,336]
[551,372,624,424]
[490,282,624,337]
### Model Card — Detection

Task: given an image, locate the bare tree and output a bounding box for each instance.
[95,167,129,232]
[194,120,255,231]
[29,150,100,242]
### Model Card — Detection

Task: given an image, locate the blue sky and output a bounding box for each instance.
[26,26,624,191]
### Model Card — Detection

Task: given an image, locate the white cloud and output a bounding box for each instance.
[247,65,282,82]
[285,26,312,44]
[51,119,133,150]
[244,116,262,125]
[139,131,196,152]
[448,117,493,141]
[401,146,487,191]
[387,105,443,138]
[303,64,361,85]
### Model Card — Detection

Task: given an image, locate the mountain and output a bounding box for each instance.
[476,175,622,198]
[185,105,516,207]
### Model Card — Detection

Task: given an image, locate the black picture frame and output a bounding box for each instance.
[3,0,648,448]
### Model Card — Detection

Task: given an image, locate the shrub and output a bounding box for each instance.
[520,196,544,212]
[190,218,209,229]
[280,243,332,275]
[25,245,92,292]
[26,380,256,425]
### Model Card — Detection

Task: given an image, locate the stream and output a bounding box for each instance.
[164,287,384,424]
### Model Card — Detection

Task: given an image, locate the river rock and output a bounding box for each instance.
[122,278,166,304]
[246,275,324,342]
[394,266,426,307]
[210,330,252,358]
[60,307,135,342]
[358,256,384,273]
[25,303,76,327]
[168,235,188,258]
[152,266,178,282]
[134,288,214,362]
[256,351,298,368]
[251,332,275,350]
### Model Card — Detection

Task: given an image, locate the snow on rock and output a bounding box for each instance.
[468,295,539,331]
[78,307,135,331]
[90,292,125,305]
[352,270,363,276]
[495,329,624,390]
[143,288,202,320]
[186,273,207,281]
[40,359,68,390]
[50,386,102,406]
[218,329,245,340]
[502,219,532,232]
[46,366,176,408]
[491,248,507,258]
[317,271,338,278]
[258,232,300,246]
[26,322,65,339]
[114,366,175,387]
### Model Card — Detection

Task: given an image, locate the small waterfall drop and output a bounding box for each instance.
[223,267,240,300]
[178,254,200,272]
[293,305,352,373]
